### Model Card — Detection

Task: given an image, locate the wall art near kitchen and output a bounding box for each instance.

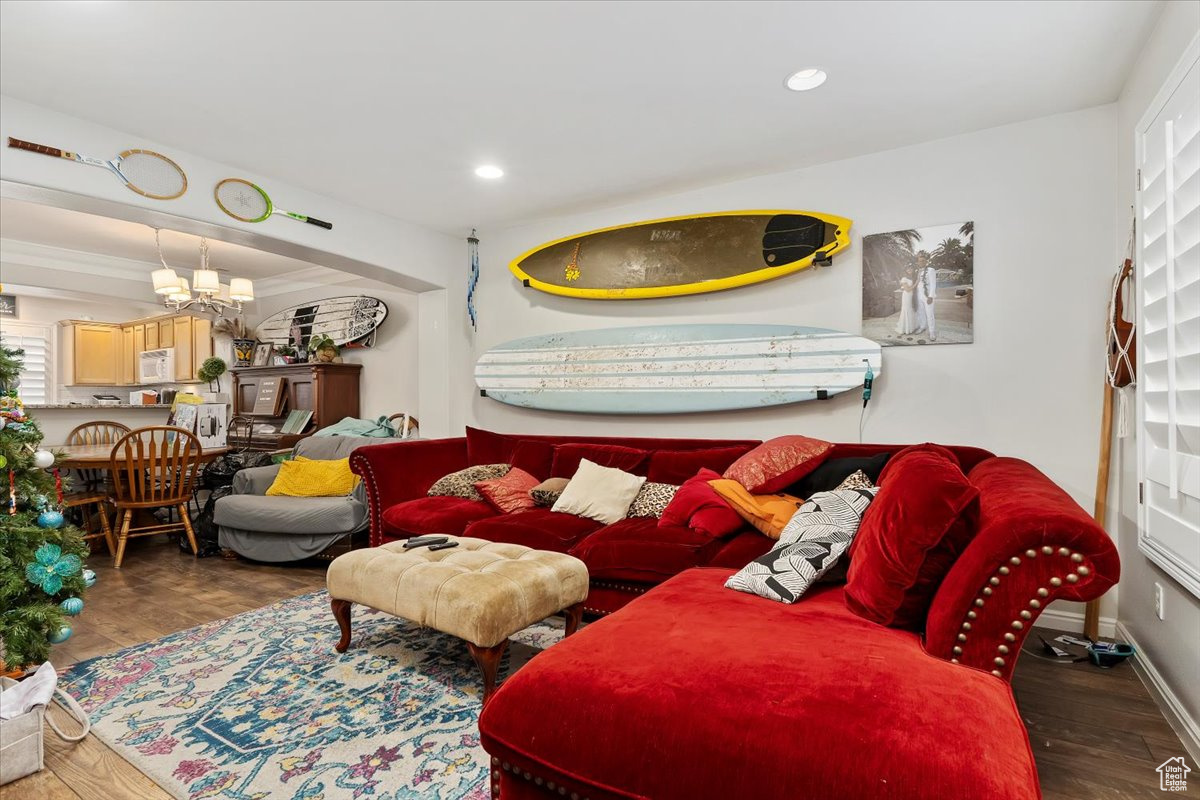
[510,210,851,300]
[7,137,187,200]
[255,296,387,350]
[862,221,974,346]
[475,324,881,414]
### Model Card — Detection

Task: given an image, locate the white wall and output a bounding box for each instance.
[461,105,1119,619]
[247,285,421,423]
[1111,1,1200,754]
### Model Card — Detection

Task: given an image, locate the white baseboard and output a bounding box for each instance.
[1115,621,1200,763]
[1032,608,1117,638]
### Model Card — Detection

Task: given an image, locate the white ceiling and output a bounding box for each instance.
[0,198,335,281]
[0,1,1164,233]
[0,198,405,298]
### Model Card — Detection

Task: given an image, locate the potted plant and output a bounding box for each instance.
[197,357,228,392]
[275,345,298,365]
[307,334,340,364]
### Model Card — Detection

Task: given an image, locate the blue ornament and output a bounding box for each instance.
[25,543,81,594]
[48,624,73,644]
[36,509,64,529]
[60,597,84,616]
[82,568,97,588]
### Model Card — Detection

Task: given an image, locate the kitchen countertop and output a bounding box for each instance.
[25,404,173,409]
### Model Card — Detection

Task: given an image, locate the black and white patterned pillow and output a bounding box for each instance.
[725,488,877,603]
[628,482,679,518]
[427,464,510,501]
[835,469,874,491]
[530,477,570,507]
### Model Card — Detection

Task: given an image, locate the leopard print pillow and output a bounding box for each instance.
[530,477,570,507]
[628,482,679,519]
[428,464,510,501]
[835,469,874,491]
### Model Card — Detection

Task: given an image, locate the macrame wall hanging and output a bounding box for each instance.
[467,229,480,331]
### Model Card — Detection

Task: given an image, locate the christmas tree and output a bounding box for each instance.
[0,344,92,674]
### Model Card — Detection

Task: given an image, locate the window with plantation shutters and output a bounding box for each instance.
[1136,36,1200,599]
[0,322,53,405]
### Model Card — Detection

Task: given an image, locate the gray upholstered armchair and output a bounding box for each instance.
[214,436,394,562]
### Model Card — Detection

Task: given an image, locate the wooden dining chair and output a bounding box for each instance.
[108,426,202,568]
[386,412,420,439]
[66,421,131,491]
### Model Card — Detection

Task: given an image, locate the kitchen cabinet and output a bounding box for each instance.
[59,313,215,386]
[173,316,194,381]
[60,321,121,386]
[121,326,135,385]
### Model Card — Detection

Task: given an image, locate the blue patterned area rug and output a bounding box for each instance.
[61,591,564,800]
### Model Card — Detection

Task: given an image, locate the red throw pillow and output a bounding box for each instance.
[844,444,980,629]
[647,445,755,484]
[723,435,832,493]
[475,467,540,514]
[659,468,745,540]
[551,444,649,478]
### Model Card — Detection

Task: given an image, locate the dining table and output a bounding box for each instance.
[53,444,231,469]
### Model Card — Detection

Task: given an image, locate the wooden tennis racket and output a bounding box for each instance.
[214,178,333,230]
[6,137,188,200]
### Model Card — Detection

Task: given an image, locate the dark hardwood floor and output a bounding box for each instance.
[1,538,1191,799]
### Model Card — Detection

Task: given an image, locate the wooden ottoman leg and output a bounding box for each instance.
[563,602,584,637]
[331,598,352,653]
[467,640,508,704]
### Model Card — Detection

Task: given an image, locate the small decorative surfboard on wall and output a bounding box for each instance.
[509,210,852,300]
[475,324,881,414]
[255,295,387,349]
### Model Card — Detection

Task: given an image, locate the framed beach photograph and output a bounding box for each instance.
[251,343,273,366]
[862,221,974,346]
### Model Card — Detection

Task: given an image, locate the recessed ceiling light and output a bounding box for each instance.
[474,165,504,179]
[785,68,827,92]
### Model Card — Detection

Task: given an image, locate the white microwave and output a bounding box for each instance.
[139,348,176,384]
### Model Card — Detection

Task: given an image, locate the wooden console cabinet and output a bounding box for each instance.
[229,362,362,450]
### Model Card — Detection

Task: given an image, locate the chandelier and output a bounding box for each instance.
[149,228,254,315]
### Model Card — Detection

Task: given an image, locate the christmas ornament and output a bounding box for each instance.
[60,597,84,616]
[32,449,55,469]
[36,509,65,529]
[8,469,15,515]
[49,624,73,644]
[0,453,6,467]
[24,543,82,594]
[53,469,65,507]
[82,568,97,588]
[0,415,6,430]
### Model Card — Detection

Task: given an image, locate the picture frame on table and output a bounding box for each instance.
[251,343,273,366]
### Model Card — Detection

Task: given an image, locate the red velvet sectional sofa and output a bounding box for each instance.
[352,427,993,615]
[350,429,1120,800]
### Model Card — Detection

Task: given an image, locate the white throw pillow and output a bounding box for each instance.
[552,458,647,524]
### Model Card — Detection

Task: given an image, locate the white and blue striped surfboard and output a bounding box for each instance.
[475,324,881,414]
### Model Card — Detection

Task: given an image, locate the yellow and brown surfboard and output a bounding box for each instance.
[509,210,851,300]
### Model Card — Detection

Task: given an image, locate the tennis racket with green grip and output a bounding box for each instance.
[215,178,333,230]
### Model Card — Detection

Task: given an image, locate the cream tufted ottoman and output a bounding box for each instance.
[327,537,589,702]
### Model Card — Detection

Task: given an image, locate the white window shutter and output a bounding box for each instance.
[1137,35,1200,599]
[0,322,53,406]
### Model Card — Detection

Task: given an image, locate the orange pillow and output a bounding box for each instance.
[708,479,805,539]
[475,467,540,513]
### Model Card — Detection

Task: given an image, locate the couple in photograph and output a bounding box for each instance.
[894,251,937,340]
